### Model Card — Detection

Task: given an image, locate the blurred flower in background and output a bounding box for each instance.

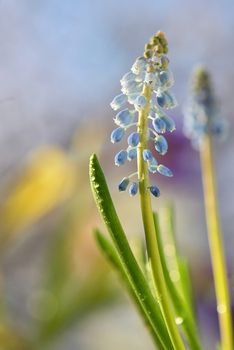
[0,0,234,349]
[0,147,76,246]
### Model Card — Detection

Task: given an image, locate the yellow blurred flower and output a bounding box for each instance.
[0,147,76,245]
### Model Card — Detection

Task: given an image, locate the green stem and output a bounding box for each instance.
[200,136,233,350]
[137,84,185,350]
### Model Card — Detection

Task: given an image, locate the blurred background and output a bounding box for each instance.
[0,0,234,349]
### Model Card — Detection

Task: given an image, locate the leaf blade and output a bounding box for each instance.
[154,211,202,350]
[89,154,173,350]
[95,229,162,347]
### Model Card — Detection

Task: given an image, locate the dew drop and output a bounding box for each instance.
[164,244,175,257]
[169,269,180,282]
[175,316,184,325]
[157,294,162,304]
[217,304,227,314]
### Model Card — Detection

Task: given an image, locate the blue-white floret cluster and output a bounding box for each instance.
[184,66,227,149]
[110,33,177,197]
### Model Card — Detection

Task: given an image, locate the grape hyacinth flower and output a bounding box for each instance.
[184,66,233,350]
[90,32,203,350]
[110,31,177,197]
[183,66,227,149]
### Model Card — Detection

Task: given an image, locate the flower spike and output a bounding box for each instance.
[95,31,190,350]
[183,66,227,149]
[184,67,233,350]
[110,31,177,196]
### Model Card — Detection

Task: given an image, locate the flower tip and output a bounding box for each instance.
[157,91,177,109]
[148,157,158,173]
[157,164,173,177]
[143,149,153,162]
[152,117,166,134]
[149,186,160,197]
[155,135,168,155]
[128,132,140,147]
[110,94,127,111]
[134,95,147,111]
[127,147,137,160]
[115,150,127,166]
[162,115,176,133]
[129,182,138,196]
[118,177,130,191]
[111,127,125,143]
[114,109,135,127]
[170,126,176,132]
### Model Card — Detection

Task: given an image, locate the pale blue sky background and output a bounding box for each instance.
[1,0,234,117]
[1,3,234,349]
[0,0,233,183]
[0,0,234,209]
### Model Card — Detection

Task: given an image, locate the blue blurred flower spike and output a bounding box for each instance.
[183,66,227,149]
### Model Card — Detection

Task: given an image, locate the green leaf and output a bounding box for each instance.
[89,154,173,350]
[159,205,196,311]
[35,200,116,346]
[177,257,196,317]
[154,210,202,350]
[95,229,162,347]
